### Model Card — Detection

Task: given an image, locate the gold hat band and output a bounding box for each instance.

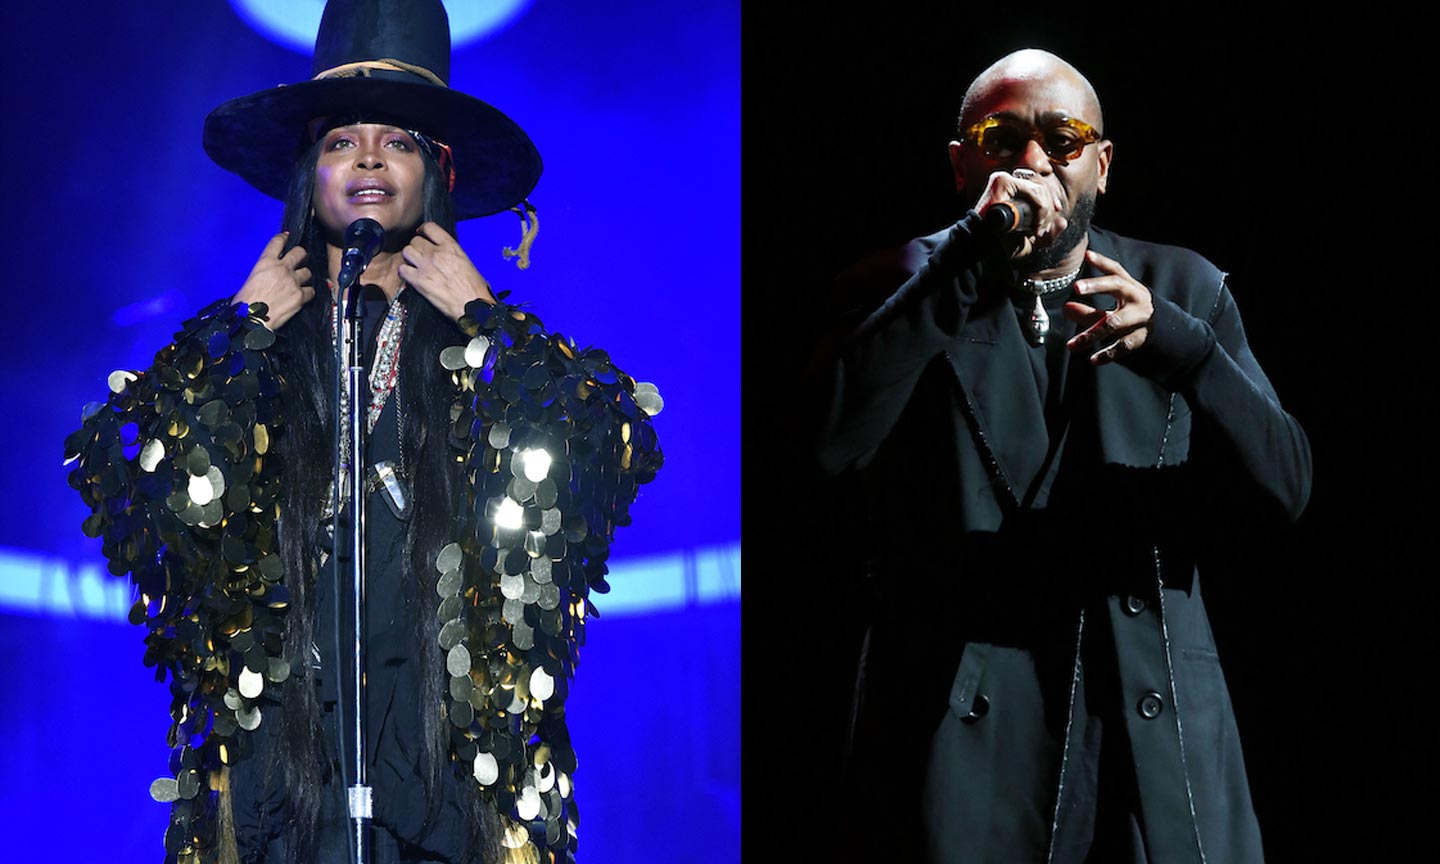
[313,58,447,87]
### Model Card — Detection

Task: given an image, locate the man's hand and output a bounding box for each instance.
[1064,249,1154,365]
[399,222,497,321]
[974,170,1067,259]
[232,232,313,331]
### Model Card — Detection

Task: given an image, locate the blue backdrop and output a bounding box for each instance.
[0,1,738,860]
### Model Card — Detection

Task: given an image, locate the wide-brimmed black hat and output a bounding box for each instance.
[203,0,541,220]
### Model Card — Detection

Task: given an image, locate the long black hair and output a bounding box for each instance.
[261,132,500,863]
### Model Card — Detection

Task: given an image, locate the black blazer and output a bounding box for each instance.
[819,217,1310,863]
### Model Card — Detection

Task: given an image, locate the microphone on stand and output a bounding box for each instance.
[336,218,385,295]
[332,216,384,864]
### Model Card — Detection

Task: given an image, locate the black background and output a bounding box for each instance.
[744,7,1434,860]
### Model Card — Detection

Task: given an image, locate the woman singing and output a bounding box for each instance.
[64,2,662,862]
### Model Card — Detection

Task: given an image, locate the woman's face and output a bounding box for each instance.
[313,123,426,243]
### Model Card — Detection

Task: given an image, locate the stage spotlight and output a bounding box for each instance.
[228,0,533,53]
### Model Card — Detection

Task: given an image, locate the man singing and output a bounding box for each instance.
[817,49,1309,863]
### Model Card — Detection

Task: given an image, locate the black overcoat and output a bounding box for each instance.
[818,217,1311,863]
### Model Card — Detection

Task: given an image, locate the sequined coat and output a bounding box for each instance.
[65,296,662,864]
[819,217,1310,863]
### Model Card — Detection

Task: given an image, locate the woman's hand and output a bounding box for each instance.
[232,232,314,331]
[399,222,497,320]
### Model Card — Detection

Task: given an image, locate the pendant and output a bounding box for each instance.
[1027,295,1049,346]
[371,460,412,521]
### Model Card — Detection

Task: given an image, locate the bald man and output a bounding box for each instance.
[818,50,1309,863]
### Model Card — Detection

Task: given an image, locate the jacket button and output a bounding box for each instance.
[1123,595,1146,616]
[961,694,990,724]
[1138,692,1164,719]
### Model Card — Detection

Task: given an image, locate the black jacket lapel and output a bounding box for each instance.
[943,287,1051,505]
[1084,229,1179,469]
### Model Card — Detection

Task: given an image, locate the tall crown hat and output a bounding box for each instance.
[203,0,542,221]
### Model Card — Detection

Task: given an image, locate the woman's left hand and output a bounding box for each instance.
[399,222,497,320]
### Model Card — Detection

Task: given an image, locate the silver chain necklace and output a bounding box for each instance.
[1016,267,1081,346]
[324,287,409,519]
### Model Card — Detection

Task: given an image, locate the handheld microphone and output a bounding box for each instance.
[981,199,1035,235]
[336,218,385,294]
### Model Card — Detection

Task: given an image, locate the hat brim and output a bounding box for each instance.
[203,77,542,220]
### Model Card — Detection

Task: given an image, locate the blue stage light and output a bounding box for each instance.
[229,0,533,53]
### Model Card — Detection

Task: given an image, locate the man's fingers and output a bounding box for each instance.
[293,267,312,287]
[1072,274,1139,301]
[1061,301,1104,327]
[1064,301,1113,337]
[1038,215,1067,246]
[1008,176,1045,201]
[1067,307,1146,353]
[1091,327,1150,365]
[1065,253,1155,363]
[1007,177,1064,225]
[281,244,308,267]
[1090,336,1131,365]
[1084,248,1132,279]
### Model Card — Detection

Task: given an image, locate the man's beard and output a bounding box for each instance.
[1024,192,1096,273]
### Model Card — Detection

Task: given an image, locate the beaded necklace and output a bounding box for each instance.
[327,284,408,514]
[1015,267,1081,346]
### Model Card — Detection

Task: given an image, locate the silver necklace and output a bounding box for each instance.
[324,287,409,519]
[1016,267,1081,346]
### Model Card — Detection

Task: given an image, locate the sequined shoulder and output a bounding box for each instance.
[441,296,663,862]
[64,300,291,863]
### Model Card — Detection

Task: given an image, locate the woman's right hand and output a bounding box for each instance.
[232,232,314,331]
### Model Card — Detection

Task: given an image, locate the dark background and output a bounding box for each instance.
[745,7,1433,860]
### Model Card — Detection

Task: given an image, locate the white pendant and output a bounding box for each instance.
[1027,295,1049,346]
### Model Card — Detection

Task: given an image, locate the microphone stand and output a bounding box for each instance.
[335,256,372,864]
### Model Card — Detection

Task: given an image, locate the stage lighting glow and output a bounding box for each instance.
[517,447,552,482]
[0,543,740,621]
[229,0,533,53]
[494,495,525,530]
